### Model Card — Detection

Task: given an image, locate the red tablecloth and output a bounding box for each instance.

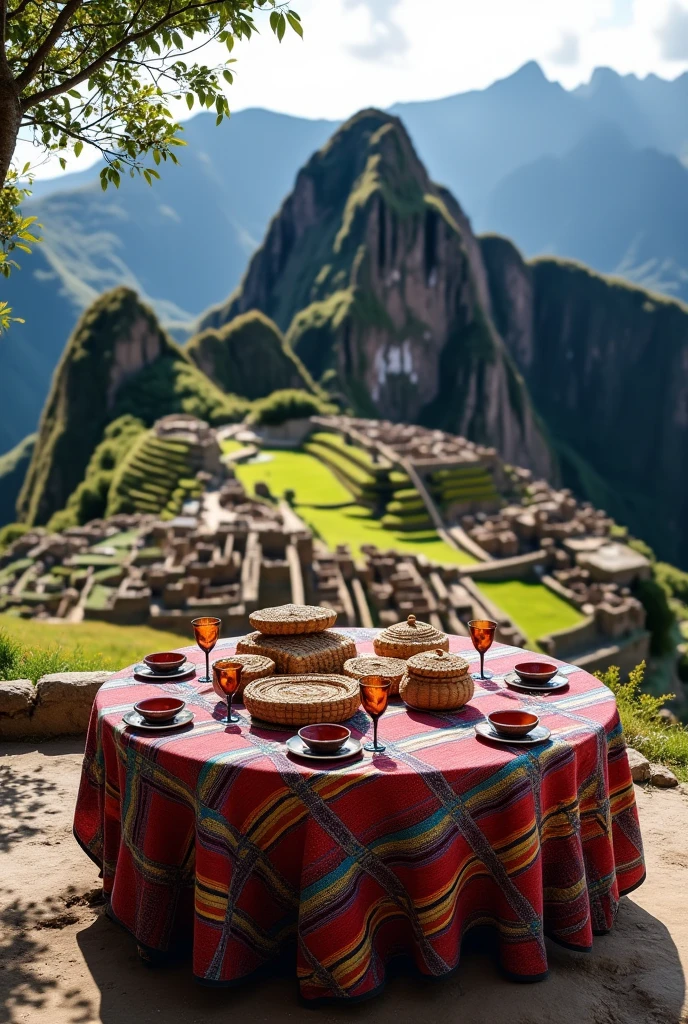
[74,630,645,1000]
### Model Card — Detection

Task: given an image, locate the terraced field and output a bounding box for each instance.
[107,431,202,518]
[477,579,584,650]
[231,447,476,564]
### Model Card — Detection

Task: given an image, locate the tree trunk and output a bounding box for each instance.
[0,73,22,188]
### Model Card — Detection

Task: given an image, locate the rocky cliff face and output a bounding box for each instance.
[18,288,241,526]
[481,235,688,567]
[200,110,554,479]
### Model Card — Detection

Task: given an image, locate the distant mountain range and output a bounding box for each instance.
[2,62,688,454]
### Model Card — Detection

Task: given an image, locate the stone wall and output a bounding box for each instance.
[0,671,111,740]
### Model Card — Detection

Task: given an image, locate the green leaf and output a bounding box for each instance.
[59,157,66,170]
[287,12,304,37]
[186,93,194,110]
[277,13,286,40]
[100,176,108,192]
[74,140,83,158]
[270,10,280,32]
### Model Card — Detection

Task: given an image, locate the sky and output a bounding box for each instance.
[16,0,688,179]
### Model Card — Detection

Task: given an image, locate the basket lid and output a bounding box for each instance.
[214,653,274,674]
[406,648,470,679]
[343,655,406,681]
[377,614,446,646]
[248,604,337,635]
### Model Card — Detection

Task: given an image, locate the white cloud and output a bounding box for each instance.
[656,2,688,60]
[15,0,688,181]
[549,32,581,66]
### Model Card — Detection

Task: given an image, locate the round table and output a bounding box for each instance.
[74,629,645,1001]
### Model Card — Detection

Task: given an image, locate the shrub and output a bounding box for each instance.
[247,389,336,427]
[635,577,676,655]
[0,522,32,553]
[598,661,688,781]
[0,629,103,684]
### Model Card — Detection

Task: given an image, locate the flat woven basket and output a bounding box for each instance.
[248,604,337,636]
[236,630,357,674]
[242,674,360,726]
[211,653,275,698]
[343,655,406,696]
[373,613,449,659]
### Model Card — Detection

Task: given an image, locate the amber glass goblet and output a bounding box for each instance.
[468,619,497,681]
[359,675,391,754]
[192,616,221,683]
[212,658,243,724]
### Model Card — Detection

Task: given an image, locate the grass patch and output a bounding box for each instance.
[477,579,584,649]
[599,662,688,782]
[0,615,192,681]
[301,505,476,564]
[233,448,352,506]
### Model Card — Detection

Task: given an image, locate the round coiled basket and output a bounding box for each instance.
[342,655,406,696]
[242,673,360,726]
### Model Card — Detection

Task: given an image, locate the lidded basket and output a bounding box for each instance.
[399,648,474,712]
[373,614,449,660]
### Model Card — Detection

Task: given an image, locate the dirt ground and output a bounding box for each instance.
[1,739,687,1024]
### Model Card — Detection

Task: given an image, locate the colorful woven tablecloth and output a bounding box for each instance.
[73,630,645,1000]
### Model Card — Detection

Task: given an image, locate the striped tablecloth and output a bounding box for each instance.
[73,630,645,1000]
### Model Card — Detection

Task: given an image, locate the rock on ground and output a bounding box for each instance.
[0,740,687,1024]
[650,763,679,788]
[626,746,651,783]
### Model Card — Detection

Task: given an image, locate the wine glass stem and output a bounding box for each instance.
[373,716,378,750]
[227,694,232,721]
[480,652,485,679]
[205,650,210,680]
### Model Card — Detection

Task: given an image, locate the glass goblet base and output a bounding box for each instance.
[471,668,494,681]
[364,740,386,753]
[198,674,212,684]
[221,710,240,724]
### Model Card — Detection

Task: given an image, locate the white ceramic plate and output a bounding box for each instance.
[475,721,551,746]
[285,735,363,762]
[122,709,195,731]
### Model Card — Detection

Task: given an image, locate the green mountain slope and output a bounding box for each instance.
[17,288,246,527]
[200,109,553,479]
[187,310,315,399]
[481,234,688,568]
[0,435,35,526]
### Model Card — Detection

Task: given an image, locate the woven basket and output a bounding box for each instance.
[343,655,406,697]
[248,603,337,636]
[243,674,360,726]
[236,630,357,674]
[211,653,275,698]
[373,613,449,659]
[399,671,475,712]
[405,649,469,678]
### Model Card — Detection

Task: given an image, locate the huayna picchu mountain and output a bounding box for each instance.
[200,109,554,481]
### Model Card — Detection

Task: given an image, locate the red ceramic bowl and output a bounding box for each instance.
[488,709,539,737]
[134,696,186,723]
[143,651,187,675]
[298,723,351,755]
[513,661,558,685]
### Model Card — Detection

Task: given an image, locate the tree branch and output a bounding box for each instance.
[16,0,84,88]
[20,0,224,110]
[6,0,34,22]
